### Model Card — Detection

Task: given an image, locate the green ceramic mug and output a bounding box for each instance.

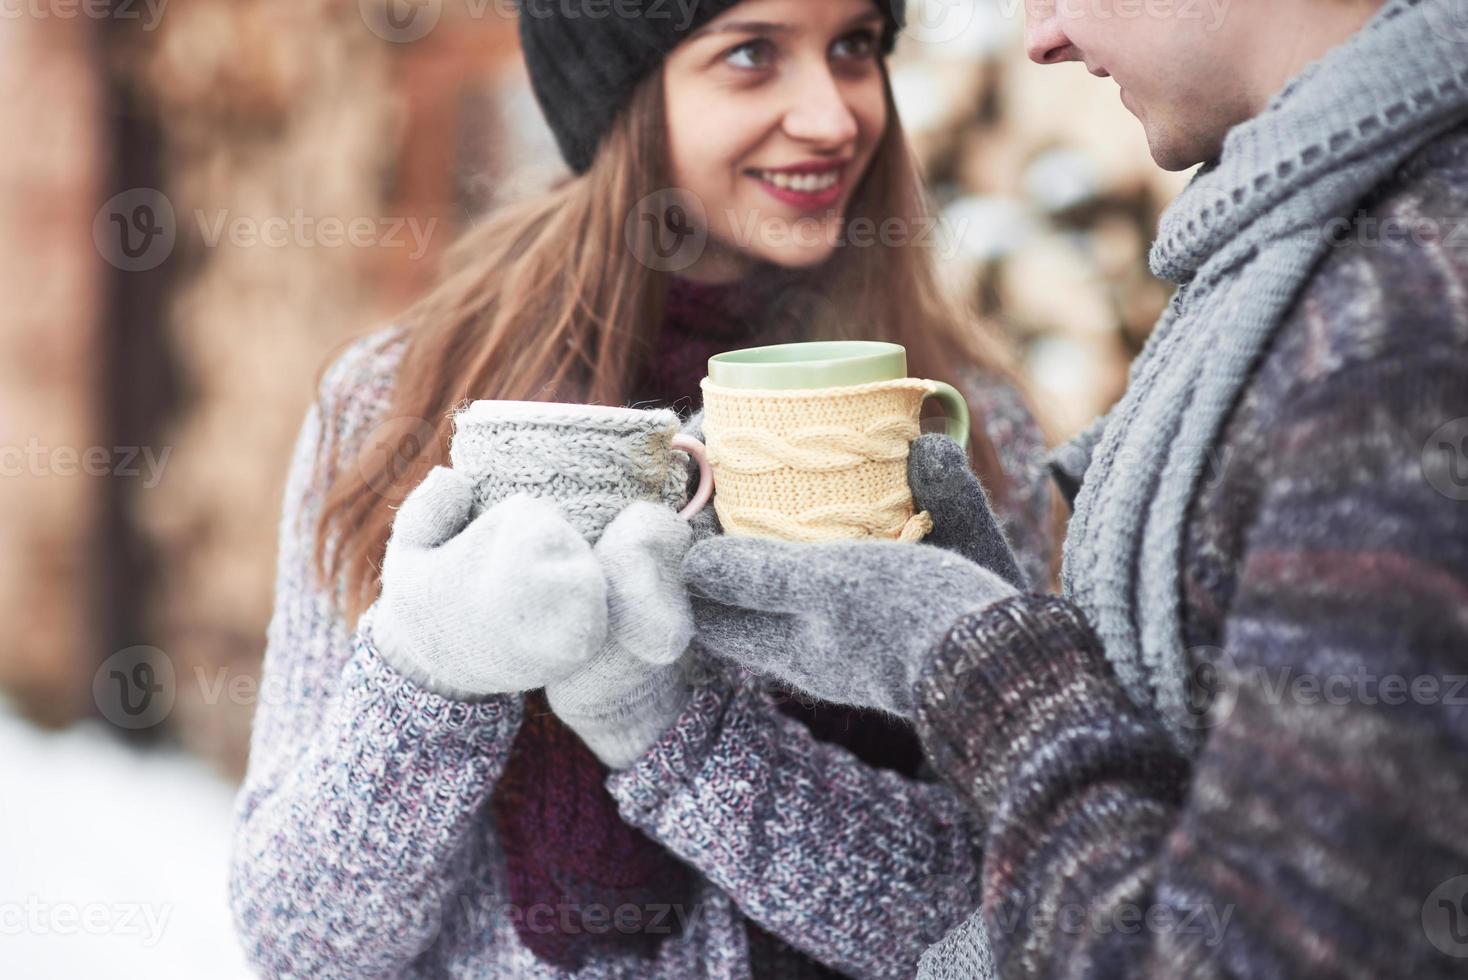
[706,341,970,445]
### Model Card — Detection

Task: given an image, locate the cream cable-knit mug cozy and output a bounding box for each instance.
[700,342,971,544]
[449,401,713,544]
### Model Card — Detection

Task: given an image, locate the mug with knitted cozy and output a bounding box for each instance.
[700,341,971,544]
[448,401,712,542]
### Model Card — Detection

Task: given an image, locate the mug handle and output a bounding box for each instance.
[672,434,714,520]
[923,381,972,447]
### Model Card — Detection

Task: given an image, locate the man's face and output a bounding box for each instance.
[1022,0,1256,170]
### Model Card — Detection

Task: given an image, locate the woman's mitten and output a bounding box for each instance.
[369,466,609,701]
[548,501,698,768]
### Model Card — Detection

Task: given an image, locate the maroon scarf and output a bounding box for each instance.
[490,268,925,971]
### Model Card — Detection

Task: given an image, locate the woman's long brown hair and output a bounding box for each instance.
[314,64,1024,623]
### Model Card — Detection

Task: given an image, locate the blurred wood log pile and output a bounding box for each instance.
[892,0,1189,438]
[0,0,1185,778]
[127,0,530,775]
[0,14,107,727]
[0,1,531,776]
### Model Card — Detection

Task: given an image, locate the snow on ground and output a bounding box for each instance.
[0,696,254,979]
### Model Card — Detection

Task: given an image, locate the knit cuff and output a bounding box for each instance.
[360,599,509,705]
[354,612,524,731]
[564,671,696,771]
[912,594,1125,816]
[605,670,736,826]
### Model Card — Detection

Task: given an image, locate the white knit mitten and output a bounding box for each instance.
[547,501,696,769]
[369,467,609,701]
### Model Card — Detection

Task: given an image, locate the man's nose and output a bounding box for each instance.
[1023,1,1078,65]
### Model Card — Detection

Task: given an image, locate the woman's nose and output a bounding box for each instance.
[781,70,860,148]
[1024,0,1078,65]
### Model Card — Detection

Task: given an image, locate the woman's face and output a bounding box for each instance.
[661,0,890,283]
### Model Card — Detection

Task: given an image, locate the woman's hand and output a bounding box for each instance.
[548,501,698,769]
[369,467,609,701]
[681,434,1025,718]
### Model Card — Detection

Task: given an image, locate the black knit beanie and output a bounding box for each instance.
[517,0,907,174]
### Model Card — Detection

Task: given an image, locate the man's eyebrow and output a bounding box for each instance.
[688,11,885,43]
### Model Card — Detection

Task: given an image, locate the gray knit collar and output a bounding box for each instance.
[1151,0,1468,285]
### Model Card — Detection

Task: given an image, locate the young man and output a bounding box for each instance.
[684,0,1468,976]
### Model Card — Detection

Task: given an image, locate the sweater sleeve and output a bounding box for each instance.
[911,347,1468,978]
[228,333,525,978]
[606,668,983,980]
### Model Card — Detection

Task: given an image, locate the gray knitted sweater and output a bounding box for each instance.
[916,2,1468,975]
[227,322,1053,978]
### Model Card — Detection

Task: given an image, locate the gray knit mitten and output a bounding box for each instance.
[548,501,696,769]
[369,466,609,701]
[907,433,1027,590]
[683,434,1022,718]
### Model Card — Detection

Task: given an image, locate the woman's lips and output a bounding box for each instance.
[748,167,846,212]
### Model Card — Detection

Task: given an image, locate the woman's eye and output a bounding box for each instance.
[832,29,878,61]
[724,38,774,70]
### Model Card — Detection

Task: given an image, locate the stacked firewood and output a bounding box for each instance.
[0,15,107,727]
[120,0,535,773]
[889,0,1188,439]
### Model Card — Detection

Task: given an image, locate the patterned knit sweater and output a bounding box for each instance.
[227,275,1054,978]
[912,121,1468,977]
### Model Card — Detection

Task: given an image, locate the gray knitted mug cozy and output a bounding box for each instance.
[449,401,694,544]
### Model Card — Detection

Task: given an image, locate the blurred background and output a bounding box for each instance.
[0,0,1189,974]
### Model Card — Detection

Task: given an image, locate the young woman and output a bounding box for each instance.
[228,0,1054,976]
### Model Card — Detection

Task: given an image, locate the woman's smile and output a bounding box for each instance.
[746,159,851,212]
